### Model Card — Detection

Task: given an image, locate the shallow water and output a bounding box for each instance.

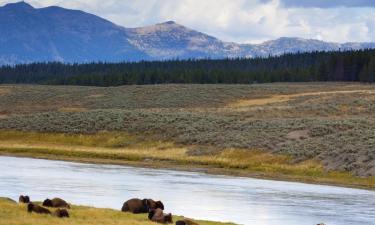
[0,156,374,225]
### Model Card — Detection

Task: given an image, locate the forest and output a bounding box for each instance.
[1,49,375,86]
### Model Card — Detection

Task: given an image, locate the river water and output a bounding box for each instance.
[0,156,374,225]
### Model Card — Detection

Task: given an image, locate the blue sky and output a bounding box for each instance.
[2,0,375,44]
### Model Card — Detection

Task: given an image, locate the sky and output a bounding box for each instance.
[1,0,375,44]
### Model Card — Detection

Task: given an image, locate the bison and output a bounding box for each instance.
[148,208,173,224]
[121,198,164,214]
[175,219,200,225]
[43,197,70,208]
[27,203,51,214]
[53,208,70,218]
[19,195,30,204]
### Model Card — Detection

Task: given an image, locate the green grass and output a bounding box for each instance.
[0,198,233,225]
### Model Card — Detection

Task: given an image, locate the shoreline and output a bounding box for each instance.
[1,152,374,191]
[0,197,233,225]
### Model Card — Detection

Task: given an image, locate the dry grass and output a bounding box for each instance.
[0,198,231,225]
[1,83,375,179]
[58,107,88,113]
[0,130,172,149]
[228,95,291,107]
[0,130,374,189]
[228,89,375,108]
[0,87,10,96]
[88,94,105,98]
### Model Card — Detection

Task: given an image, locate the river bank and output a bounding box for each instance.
[2,156,375,225]
[0,131,373,190]
[0,198,231,225]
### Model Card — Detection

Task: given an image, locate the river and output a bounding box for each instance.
[0,156,374,225]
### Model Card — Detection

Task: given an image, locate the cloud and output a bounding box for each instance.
[279,0,375,8]
[1,0,375,44]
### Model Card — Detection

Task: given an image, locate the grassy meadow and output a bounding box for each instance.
[0,83,374,188]
[0,198,232,225]
[0,130,373,189]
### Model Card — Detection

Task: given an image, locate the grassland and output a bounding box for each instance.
[0,198,232,225]
[0,130,373,189]
[0,83,374,188]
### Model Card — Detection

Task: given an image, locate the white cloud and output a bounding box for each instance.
[1,0,375,43]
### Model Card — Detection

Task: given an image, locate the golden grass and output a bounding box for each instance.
[88,94,105,98]
[0,130,169,148]
[58,107,88,112]
[0,87,11,96]
[0,130,374,189]
[0,198,232,225]
[228,89,375,108]
[229,95,290,107]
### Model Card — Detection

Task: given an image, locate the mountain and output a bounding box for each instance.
[1,1,375,65]
[0,1,149,64]
[125,21,252,59]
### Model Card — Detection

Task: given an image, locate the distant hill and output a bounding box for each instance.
[2,49,375,86]
[1,1,375,65]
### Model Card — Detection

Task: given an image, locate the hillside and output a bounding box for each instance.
[0,83,374,189]
[1,2,375,64]
[2,49,375,86]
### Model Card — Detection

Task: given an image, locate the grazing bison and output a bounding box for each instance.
[148,208,173,224]
[53,208,70,218]
[43,198,70,208]
[19,195,30,204]
[175,219,199,225]
[121,198,164,213]
[27,203,51,214]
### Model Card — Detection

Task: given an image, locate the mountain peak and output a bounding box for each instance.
[1,2,375,65]
[157,21,184,27]
[3,1,34,10]
[162,21,177,25]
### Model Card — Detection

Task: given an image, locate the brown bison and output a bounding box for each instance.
[19,195,30,204]
[121,198,164,213]
[43,197,70,208]
[175,219,200,225]
[27,203,51,214]
[148,208,173,224]
[53,208,70,218]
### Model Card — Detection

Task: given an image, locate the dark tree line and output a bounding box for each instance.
[1,49,375,86]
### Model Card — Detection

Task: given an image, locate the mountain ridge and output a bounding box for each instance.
[1,1,375,65]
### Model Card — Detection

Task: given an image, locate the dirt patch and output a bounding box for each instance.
[88,94,105,98]
[58,107,87,112]
[229,95,290,107]
[0,87,11,96]
[0,111,9,119]
[228,89,375,107]
[286,130,310,140]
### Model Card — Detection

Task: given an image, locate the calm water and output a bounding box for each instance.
[0,156,374,225]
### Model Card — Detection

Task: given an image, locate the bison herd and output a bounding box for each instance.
[18,195,199,225]
[19,195,70,218]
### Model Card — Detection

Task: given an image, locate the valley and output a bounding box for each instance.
[0,83,374,189]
